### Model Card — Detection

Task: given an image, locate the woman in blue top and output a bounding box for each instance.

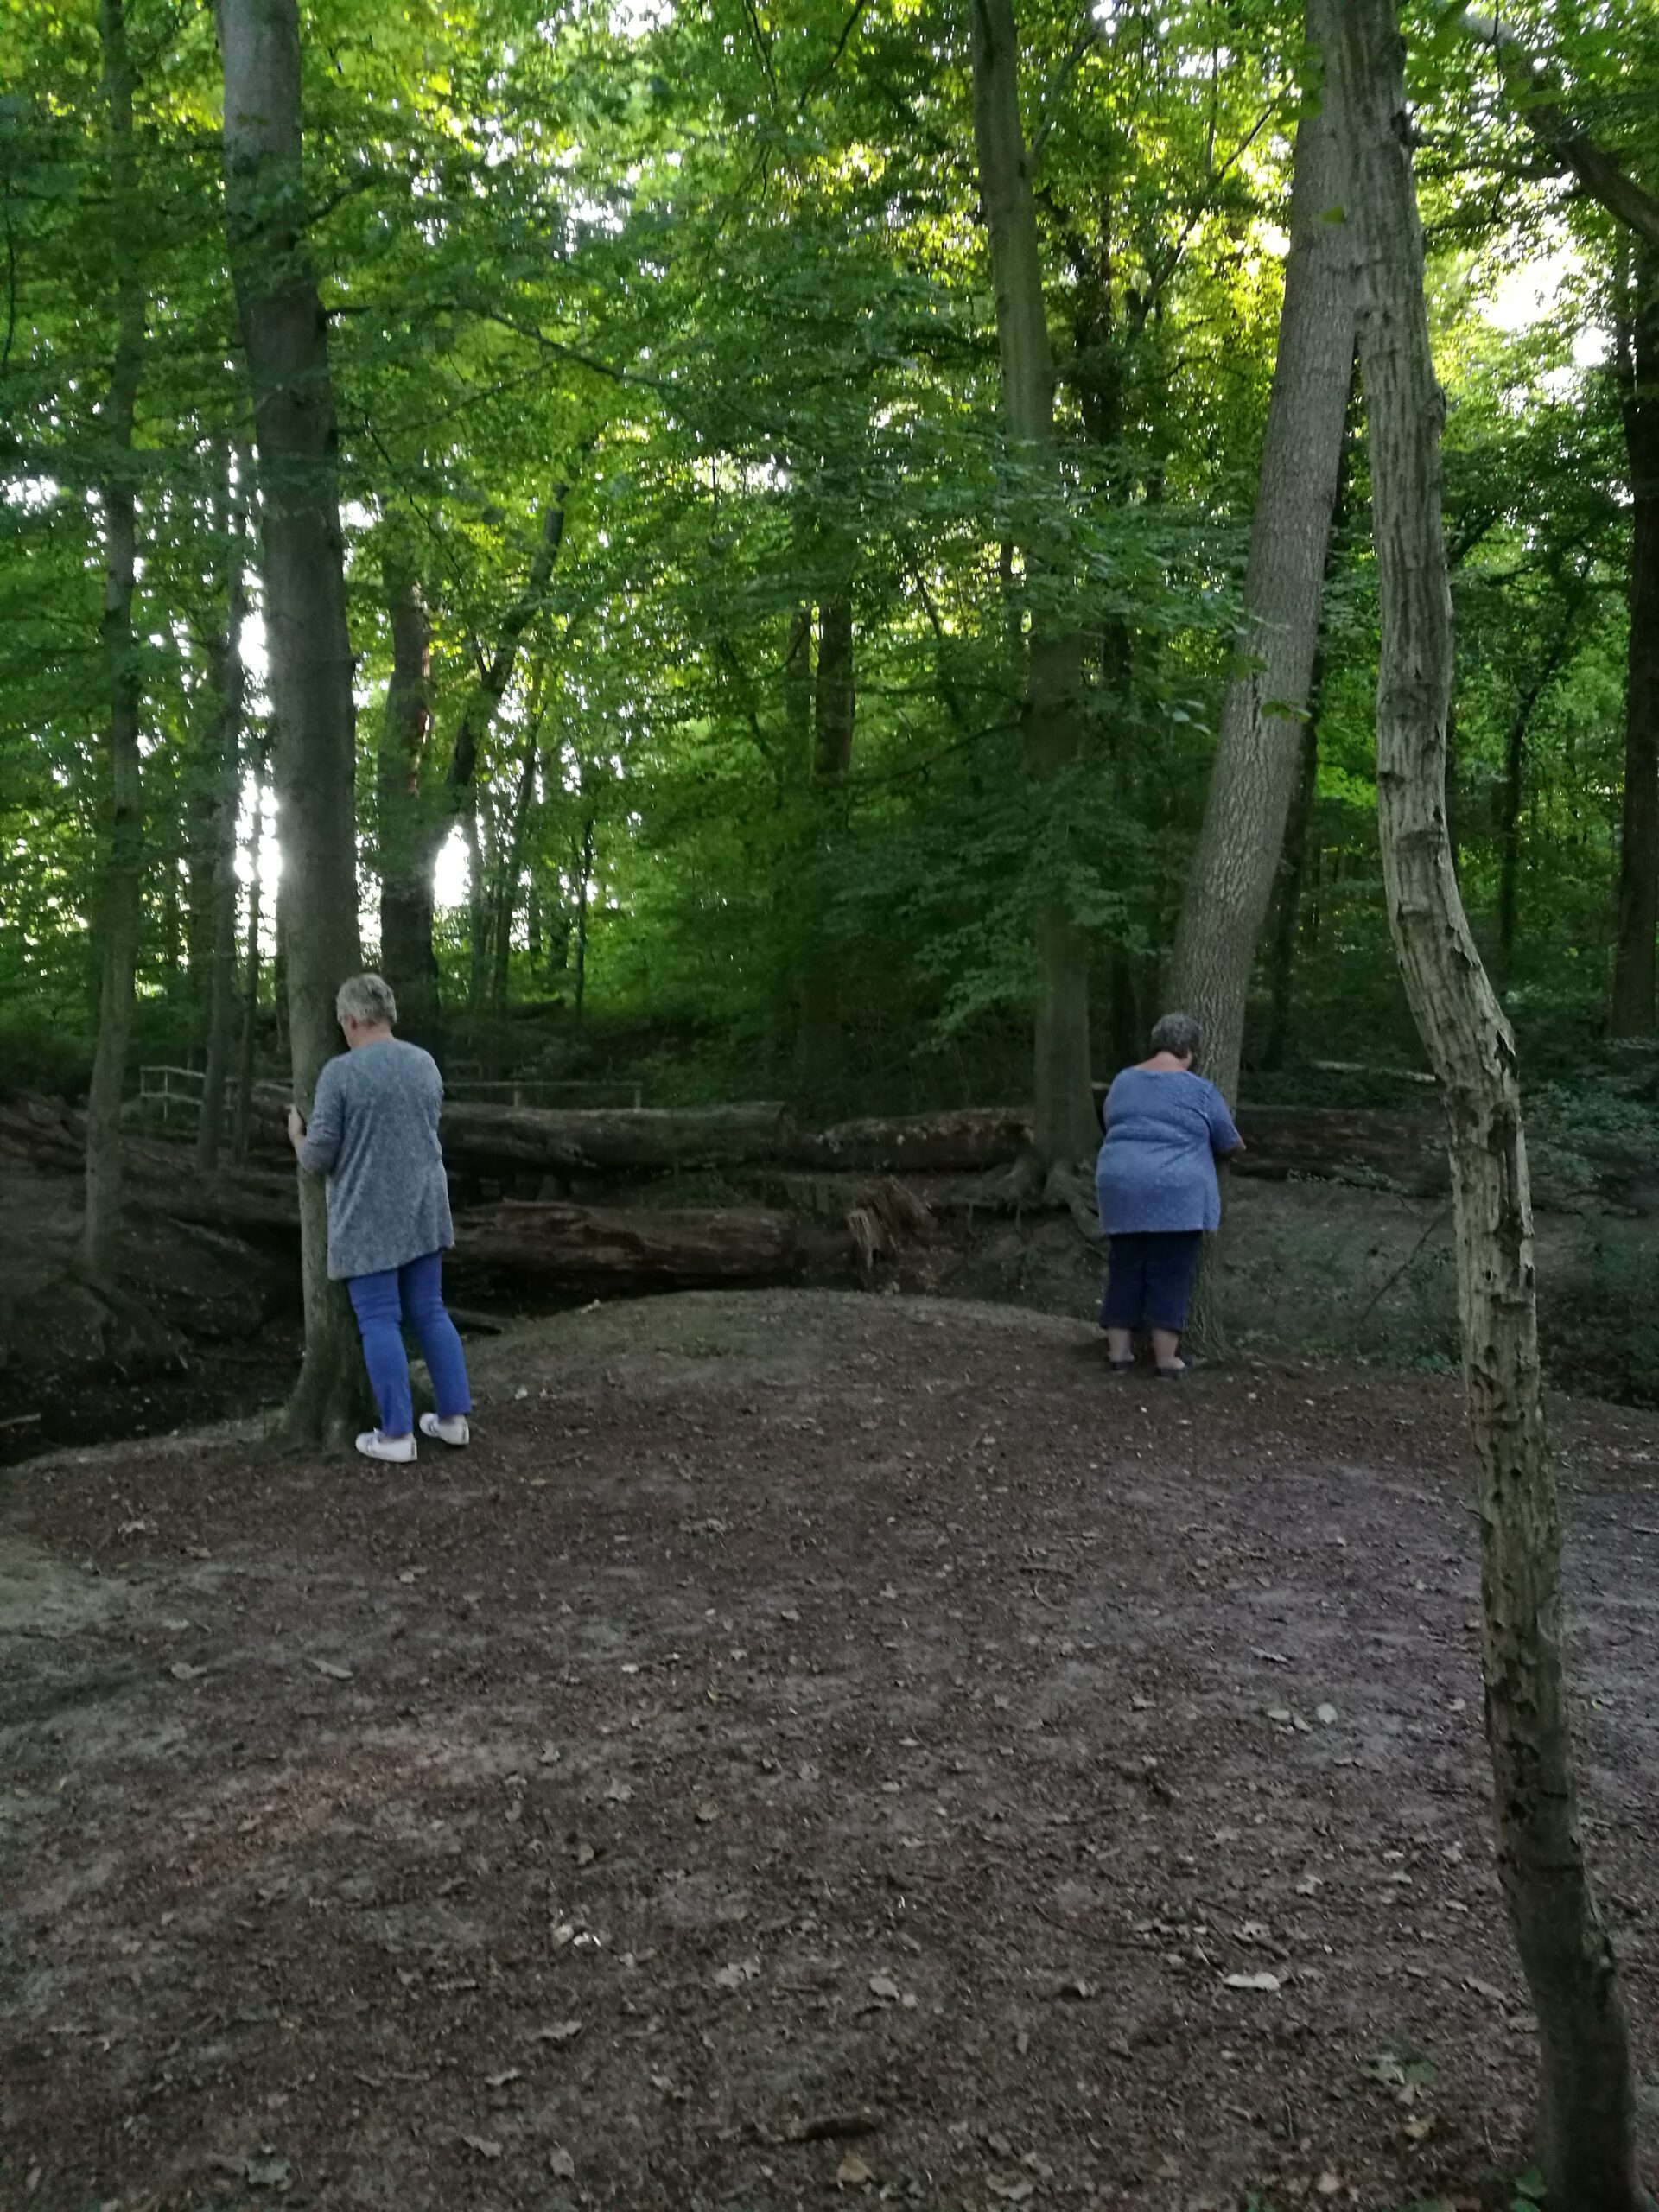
[1095,1011,1243,1377]
[285,973,474,1464]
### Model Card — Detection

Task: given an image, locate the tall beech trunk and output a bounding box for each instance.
[1167,0,1355,1108]
[81,0,146,1287]
[197,463,248,1170]
[1330,6,1643,2203]
[216,0,366,1440]
[969,0,1096,1175]
[377,550,439,1036]
[1611,245,1659,1036]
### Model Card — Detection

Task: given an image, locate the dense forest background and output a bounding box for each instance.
[3,0,1656,1137]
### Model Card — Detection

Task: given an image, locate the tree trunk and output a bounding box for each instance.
[231,759,265,1165]
[1611,245,1659,1037]
[81,0,147,1289]
[1167,3,1355,1107]
[197,460,248,1171]
[969,0,1096,1175]
[1330,5,1644,2202]
[376,548,440,1037]
[216,0,367,1441]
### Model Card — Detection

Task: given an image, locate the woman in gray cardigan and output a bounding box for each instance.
[286,974,473,1464]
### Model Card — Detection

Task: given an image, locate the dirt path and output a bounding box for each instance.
[3,1292,1656,2212]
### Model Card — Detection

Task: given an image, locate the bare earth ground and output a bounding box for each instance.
[3,1289,1657,2212]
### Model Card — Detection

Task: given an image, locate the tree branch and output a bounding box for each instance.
[798,0,869,110]
[1459,8,1659,251]
[1028,16,1103,175]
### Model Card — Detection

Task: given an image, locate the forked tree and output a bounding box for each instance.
[215,0,367,1440]
[1167,0,1354,1110]
[1329,2,1646,2202]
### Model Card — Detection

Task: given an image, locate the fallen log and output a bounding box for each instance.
[2,1093,305,1230]
[451,1199,810,1289]
[1233,1106,1446,1195]
[130,1163,301,1236]
[790,1108,1033,1173]
[438,1100,794,1175]
[0,1091,85,1172]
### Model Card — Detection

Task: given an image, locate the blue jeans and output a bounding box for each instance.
[346,1251,472,1437]
[1099,1230,1204,1334]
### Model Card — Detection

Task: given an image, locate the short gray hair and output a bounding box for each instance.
[1149,1010,1202,1061]
[336,972,398,1027]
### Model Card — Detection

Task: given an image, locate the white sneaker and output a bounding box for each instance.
[355,1429,417,1464]
[418,1413,470,1448]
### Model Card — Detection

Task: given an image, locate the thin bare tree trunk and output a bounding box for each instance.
[197,458,248,1170]
[377,547,439,1035]
[815,592,855,780]
[1497,607,1584,983]
[402,486,572,1003]
[1330,6,1643,2202]
[1168,0,1355,1108]
[797,591,856,1092]
[216,0,366,1440]
[81,0,147,1287]
[772,601,814,1077]
[231,755,264,1165]
[969,0,1096,1176]
[463,795,488,1016]
[1611,245,1659,1036]
[1263,673,1322,1071]
[573,811,595,1029]
[489,692,544,1016]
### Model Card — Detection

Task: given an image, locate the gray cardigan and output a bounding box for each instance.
[297,1039,454,1281]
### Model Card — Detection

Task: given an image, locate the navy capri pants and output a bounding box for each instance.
[1099,1230,1203,1334]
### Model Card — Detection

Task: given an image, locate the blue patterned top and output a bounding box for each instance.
[298,1039,455,1281]
[1095,1066,1241,1235]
